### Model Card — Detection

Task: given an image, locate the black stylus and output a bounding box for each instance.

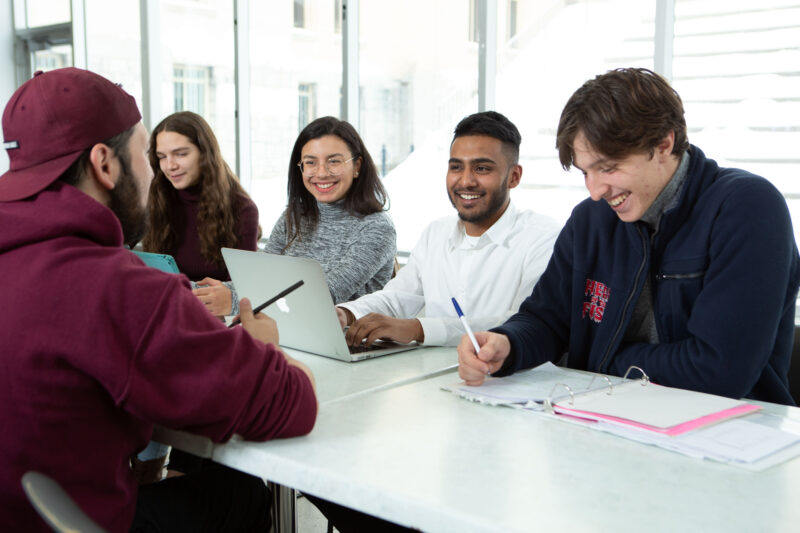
[228,280,304,328]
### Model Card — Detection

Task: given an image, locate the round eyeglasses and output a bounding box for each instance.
[297,156,355,177]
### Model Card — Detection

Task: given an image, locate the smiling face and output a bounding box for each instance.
[299,135,361,204]
[155,131,202,190]
[573,130,679,223]
[446,135,521,236]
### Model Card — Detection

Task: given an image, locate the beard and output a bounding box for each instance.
[109,161,149,247]
[449,171,510,224]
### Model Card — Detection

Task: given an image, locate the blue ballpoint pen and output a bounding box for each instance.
[451,297,481,354]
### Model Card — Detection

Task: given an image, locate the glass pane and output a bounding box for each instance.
[508,0,518,42]
[84,0,142,115]
[21,0,70,28]
[159,0,236,169]
[495,0,655,230]
[294,0,306,28]
[32,44,72,72]
[672,0,800,244]
[360,1,480,250]
[248,0,343,228]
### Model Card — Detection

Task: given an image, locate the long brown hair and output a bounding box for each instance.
[142,111,250,265]
[285,116,387,247]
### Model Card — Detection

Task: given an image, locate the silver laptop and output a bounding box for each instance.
[221,248,418,362]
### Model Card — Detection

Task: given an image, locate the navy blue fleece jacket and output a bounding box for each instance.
[494,145,800,405]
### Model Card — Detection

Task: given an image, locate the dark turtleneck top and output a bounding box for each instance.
[170,184,259,281]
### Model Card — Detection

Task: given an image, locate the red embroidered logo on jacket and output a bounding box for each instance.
[583,279,610,324]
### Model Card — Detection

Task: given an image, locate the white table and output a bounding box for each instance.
[205,371,800,533]
[153,345,457,453]
[288,345,458,405]
[152,345,458,530]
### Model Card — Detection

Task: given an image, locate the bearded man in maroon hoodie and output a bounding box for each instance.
[0,68,318,532]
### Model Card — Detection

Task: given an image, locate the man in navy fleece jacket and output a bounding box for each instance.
[458,68,800,405]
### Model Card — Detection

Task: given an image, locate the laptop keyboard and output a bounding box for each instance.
[348,344,374,354]
[347,339,409,354]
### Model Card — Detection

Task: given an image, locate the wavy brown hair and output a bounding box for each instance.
[285,116,387,248]
[142,111,251,265]
[556,68,689,170]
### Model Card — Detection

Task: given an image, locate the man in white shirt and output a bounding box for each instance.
[336,111,561,347]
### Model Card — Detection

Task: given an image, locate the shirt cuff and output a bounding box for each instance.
[417,317,448,346]
[338,303,361,321]
[225,281,239,316]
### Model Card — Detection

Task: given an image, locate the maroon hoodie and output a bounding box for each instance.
[0,182,317,532]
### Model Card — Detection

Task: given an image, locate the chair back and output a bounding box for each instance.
[21,471,107,533]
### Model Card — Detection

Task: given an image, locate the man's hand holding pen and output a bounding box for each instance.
[457,331,512,386]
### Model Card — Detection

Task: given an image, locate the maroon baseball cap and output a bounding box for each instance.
[0,67,142,202]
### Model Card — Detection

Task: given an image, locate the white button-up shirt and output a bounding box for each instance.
[340,203,562,345]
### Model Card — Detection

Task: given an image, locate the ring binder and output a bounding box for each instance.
[545,365,758,436]
[444,362,782,465]
[622,365,650,385]
[588,375,614,396]
[543,383,575,413]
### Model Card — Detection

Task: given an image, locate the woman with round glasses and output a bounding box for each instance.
[262,116,396,304]
[206,116,396,316]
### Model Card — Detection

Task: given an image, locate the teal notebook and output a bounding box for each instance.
[131,250,180,274]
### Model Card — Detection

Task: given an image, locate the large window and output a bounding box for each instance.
[84,0,142,109]
[3,0,799,253]
[294,0,306,29]
[14,0,70,28]
[298,82,317,131]
[360,0,480,250]
[334,0,342,34]
[173,64,212,116]
[468,0,480,43]
[248,0,343,226]
[494,0,655,227]
[31,46,71,71]
[507,0,518,43]
[157,0,236,167]
[12,0,72,82]
[671,0,800,242]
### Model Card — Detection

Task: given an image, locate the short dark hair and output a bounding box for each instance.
[285,116,387,247]
[556,68,689,170]
[453,111,521,165]
[59,126,136,187]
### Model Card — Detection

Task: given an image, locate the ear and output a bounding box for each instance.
[87,143,120,192]
[353,156,362,178]
[656,131,675,162]
[506,164,522,190]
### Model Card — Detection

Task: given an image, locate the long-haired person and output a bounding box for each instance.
[142,111,259,315]
[266,116,395,302]
[208,116,396,315]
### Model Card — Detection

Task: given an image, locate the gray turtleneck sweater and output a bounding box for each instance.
[262,201,397,304]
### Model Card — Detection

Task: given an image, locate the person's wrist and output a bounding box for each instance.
[413,318,424,343]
